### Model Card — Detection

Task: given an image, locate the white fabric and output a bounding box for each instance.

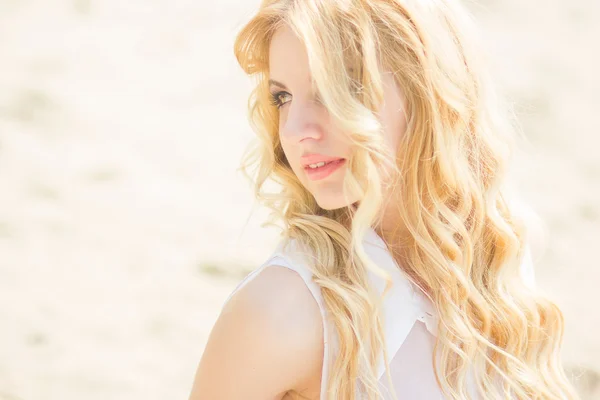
[222,227,536,399]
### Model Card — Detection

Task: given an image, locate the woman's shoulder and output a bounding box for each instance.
[227,261,325,382]
[193,263,324,399]
[221,235,326,348]
[225,262,324,336]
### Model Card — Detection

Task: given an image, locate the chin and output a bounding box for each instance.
[313,193,358,211]
[316,200,346,210]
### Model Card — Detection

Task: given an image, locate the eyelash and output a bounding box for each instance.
[269,91,322,109]
[269,91,290,109]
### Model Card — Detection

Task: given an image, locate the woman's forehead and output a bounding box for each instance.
[268,26,312,82]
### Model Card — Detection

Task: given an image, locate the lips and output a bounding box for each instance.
[303,158,346,181]
[304,159,339,169]
[300,153,346,168]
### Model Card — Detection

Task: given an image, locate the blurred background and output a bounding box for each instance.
[0,0,598,399]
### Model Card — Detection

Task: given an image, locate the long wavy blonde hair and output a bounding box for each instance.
[233,0,579,399]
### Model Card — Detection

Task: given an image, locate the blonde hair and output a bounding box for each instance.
[233,0,579,399]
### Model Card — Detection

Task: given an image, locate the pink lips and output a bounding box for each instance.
[300,154,345,168]
[300,154,346,181]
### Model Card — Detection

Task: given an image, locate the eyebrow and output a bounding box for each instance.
[268,79,288,90]
[269,70,354,92]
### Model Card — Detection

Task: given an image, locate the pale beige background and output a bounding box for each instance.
[0,0,598,399]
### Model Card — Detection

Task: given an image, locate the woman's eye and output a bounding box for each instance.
[269,91,291,109]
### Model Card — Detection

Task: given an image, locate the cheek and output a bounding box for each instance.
[279,139,301,175]
[279,139,291,165]
[379,73,408,156]
[381,108,406,156]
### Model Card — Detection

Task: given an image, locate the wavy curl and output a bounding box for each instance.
[233,0,579,399]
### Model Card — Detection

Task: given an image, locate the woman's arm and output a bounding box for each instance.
[188,266,324,400]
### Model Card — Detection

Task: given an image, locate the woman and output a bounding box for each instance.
[189,0,578,399]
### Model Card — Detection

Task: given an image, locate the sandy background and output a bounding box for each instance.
[0,0,598,399]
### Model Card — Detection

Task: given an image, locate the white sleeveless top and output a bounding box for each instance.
[222,227,536,399]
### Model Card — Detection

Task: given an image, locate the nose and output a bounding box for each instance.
[279,100,324,144]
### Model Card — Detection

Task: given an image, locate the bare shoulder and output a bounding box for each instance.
[188,265,324,400]
[222,265,325,355]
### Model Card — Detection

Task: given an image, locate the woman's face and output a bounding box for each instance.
[268,25,407,210]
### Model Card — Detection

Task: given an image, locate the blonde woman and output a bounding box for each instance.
[189,0,578,399]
